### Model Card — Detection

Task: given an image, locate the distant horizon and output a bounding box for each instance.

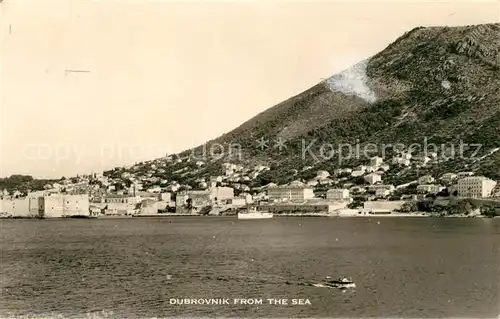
[1,0,498,179]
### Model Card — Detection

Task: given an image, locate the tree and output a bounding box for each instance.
[436,188,450,197]
[347,199,363,209]
[185,198,193,210]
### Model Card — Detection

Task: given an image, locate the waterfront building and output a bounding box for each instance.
[456,176,497,198]
[241,193,253,204]
[160,192,172,202]
[210,186,234,202]
[103,194,142,214]
[137,191,161,201]
[326,189,350,200]
[267,181,315,202]
[257,200,347,214]
[104,195,142,205]
[186,190,211,207]
[89,205,102,216]
[228,197,246,207]
[175,192,189,207]
[138,199,158,215]
[40,194,90,218]
[0,198,37,217]
[363,200,406,213]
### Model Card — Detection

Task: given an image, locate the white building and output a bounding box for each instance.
[41,194,90,217]
[365,166,378,173]
[0,198,38,217]
[160,192,172,202]
[392,157,411,166]
[375,189,391,198]
[456,177,497,198]
[146,186,162,193]
[306,179,319,187]
[368,184,395,193]
[267,182,315,202]
[228,197,246,207]
[416,184,445,194]
[457,171,474,178]
[370,156,384,167]
[440,173,458,183]
[364,173,382,185]
[316,170,330,179]
[356,165,367,172]
[418,175,435,184]
[334,168,352,175]
[351,170,365,177]
[379,164,390,172]
[210,186,234,201]
[326,189,350,200]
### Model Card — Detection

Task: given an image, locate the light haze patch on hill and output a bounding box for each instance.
[325,59,377,103]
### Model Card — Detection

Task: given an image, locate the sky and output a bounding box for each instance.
[1,0,499,179]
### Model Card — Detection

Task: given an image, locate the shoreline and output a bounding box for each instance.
[1,213,498,219]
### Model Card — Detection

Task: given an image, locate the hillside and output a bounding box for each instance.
[170,23,499,185]
[10,23,498,193]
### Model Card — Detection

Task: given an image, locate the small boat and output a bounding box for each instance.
[238,207,273,220]
[323,276,356,289]
[307,276,356,289]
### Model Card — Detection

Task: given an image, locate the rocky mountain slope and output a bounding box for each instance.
[171,23,499,185]
[4,24,499,194]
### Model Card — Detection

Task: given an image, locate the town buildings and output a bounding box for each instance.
[370,156,384,167]
[418,175,435,184]
[210,186,234,202]
[40,194,90,218]
[176,192,189,207]
[456,176,497,198]
[137,199,158,215]
[363,200,407,213]
[102,194,141,215]
[257,200,347,214]
[227,197,247,207]
[457,172,474,178]
[375,188,391,198]
[416,184,445,194]
[267,181,315,202]
[0,198,36,217]
[364,173,382,185]
[440,173,458,183]
[334,168,352,175]
[326,189,350,200]
[186,190,212,208]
